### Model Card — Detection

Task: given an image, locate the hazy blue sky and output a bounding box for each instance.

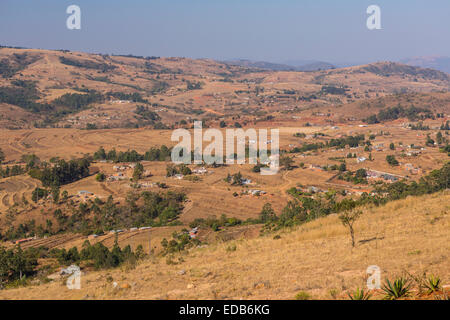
[1,0,449,64]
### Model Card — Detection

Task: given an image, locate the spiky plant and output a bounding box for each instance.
[382,277,412,300]
[424,275,441,294]
[348,287,372,300]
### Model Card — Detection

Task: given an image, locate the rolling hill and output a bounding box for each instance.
[401,56,450,74]
[0,47,449,129]
[0,191,448,300]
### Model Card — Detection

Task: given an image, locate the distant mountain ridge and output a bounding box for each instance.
[357,61,450,81]
[222,59,296,71]
[223,59,336,72]
[401,56,450,74]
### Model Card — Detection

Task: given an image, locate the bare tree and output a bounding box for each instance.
[339,209,363,247]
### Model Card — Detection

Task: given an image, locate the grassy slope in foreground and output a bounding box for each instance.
[0,191,448,300]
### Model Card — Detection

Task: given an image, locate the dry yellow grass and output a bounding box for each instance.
[0,191,448,300]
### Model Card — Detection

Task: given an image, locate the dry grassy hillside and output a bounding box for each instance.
[293,92,450,123]
[0,191,448,300]
[1,47,449,129]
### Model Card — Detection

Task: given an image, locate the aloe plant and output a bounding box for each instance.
[348,287,372,300]
[382,277,412,300]
[424,275,441,294]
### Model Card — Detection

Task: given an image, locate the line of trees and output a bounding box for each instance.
[93,146,171,162]
[365,105,433,124]
[50,239,146,270]
[52,90,104,110]
[0,165,26,178]
[0,240,146,286]
[59,56,116,72]
[28,158,91,187]
[289,134,366,153]
[0,246,38,285]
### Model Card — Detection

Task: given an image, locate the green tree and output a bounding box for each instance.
[426,134,435,147]
[21,154,40,170]
[386,155,399,166]
[51,186,60,204]
[339,209,362,247]
[132,163,144,181]
[96,172,106,182]
[0,148,5,164]
[93,147,107,160]
[178,164,192,176]
[166,164,177,177]
[0,246,38,282]
[280,156,294,171]
[231,172,243,185]
[135,244,146,260]
[46,219,53,233]
[355,168,367,179]
[260,203,277,223]
[436,132,444,145]
[32,187,48,202]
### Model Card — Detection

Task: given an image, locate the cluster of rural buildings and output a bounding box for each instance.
[365,170,403,182]
[245,189,267,196]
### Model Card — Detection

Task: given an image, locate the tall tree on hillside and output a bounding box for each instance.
[339,209,362,248]
[132,163,144,181]
[436,132,444,145]
[0,148,5,164]
[260,203,277,223]
[51,186,60,204]
[280,156,294,171]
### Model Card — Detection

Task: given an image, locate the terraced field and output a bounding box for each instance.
[0,174,41,211]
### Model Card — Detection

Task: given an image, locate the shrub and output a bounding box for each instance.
[96,173,106,182]
[31,187,48,202]
[386,155,399,166]
[294,291,311,300]
[424,275,441,294]
[260,203,277,223]
[348,287,372,300]
[280,156,294,170]
[382,277,412,300]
